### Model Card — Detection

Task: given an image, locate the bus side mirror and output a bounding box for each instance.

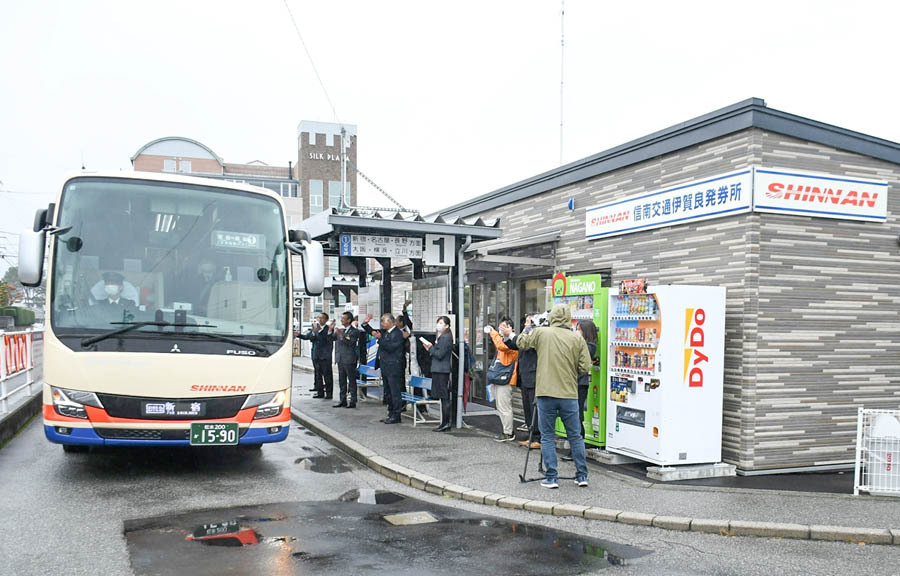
[18,227,46,287]
[286,237,324,296]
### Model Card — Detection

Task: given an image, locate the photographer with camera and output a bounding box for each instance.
[483,317,518,442]
[506,315,540,449]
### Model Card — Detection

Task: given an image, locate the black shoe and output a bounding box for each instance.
[312,394,325,399]
[308,388,317,392]
[324,395,333,400]
[432,423,451,432]
[345,403,356,409]
[333,402,347,408]
[383,416,401,424]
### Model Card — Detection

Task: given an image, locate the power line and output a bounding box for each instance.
[282,0,340,123]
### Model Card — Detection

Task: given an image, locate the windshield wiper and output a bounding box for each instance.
[80,321,270,356]
[80,321,217,348]
[179,332,270,357]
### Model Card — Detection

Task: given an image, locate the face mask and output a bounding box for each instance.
[436,322,445,333]
[104,285,121,298]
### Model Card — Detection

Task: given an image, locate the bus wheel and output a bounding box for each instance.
[62,445,89,454]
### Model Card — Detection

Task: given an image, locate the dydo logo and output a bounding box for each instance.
[683,308,709,387]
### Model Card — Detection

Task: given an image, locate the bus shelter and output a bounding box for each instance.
[295,208,503,427]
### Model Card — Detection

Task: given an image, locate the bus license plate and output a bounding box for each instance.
[190,422,239,446]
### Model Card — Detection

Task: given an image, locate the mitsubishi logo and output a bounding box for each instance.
[170,344,181,353]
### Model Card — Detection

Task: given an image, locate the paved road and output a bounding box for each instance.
[1,395,897,575]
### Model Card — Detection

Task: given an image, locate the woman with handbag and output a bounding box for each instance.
[484,317,518,442]
[422,316,454,432]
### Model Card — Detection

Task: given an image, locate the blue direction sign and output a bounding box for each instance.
[340,234,352,256]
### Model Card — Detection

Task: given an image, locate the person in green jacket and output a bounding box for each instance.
[514,303,592,489]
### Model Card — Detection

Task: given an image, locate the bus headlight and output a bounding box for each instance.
[243,391,286,420]
[51,387,103,419]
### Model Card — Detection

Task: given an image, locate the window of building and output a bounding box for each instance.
[163,159,176,173]
[328,181,343,209]
[308,132,316,146]
[309,180,323,215]
[281,182,297,198]
[329,256,338,276]
[178,159,192,173]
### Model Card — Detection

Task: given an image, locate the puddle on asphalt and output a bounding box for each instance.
[293,455,353,474]
[186,520,296,548]
[126,495,647,575]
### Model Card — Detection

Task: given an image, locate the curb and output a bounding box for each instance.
[290,408,899,546]
[0,391,42,448]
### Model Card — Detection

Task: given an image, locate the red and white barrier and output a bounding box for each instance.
[1,328,40,413]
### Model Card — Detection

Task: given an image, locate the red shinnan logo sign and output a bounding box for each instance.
[765,182,879,207]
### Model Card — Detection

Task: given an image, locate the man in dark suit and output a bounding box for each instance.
[363,312,406,424]
[299,313,335,399]
[354,316,369,399]
[333,311,361,408]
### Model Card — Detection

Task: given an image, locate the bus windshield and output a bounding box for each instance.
[50,177,289,347]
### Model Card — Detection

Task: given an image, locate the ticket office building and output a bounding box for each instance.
[439,98,900,473]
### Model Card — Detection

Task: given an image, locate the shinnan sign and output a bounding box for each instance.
[585,170,753,239]
[753,169,887,221]
[585,167,889,239]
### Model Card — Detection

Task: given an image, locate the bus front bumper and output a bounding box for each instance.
[44,423,289,446]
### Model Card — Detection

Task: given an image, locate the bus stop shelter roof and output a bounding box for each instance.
[296,207,503,247]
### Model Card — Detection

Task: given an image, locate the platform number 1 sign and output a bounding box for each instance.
[424,234,455,267]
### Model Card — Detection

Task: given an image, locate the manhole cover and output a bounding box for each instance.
[382,511,439,526]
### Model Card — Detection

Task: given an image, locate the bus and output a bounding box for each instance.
[17,171,324,450]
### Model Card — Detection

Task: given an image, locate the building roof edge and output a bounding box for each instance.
[436,98,900,218]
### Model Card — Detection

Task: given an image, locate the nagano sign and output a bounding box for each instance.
[585,167,888,239]
[553,272,602,297]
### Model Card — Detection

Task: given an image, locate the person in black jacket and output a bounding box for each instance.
[353,316,368,399]
[333,311,361,408]
[299,313,335,399]
[423,315,453,432]
[576,319,599,440]
[506,315,540,448]
[363,313,406,424]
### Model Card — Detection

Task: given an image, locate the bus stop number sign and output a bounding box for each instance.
[424,234,455,267]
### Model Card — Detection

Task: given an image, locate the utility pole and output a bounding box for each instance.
[340,125,349,210]
[560,0,565,166]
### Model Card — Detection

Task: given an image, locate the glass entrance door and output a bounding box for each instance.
[469,281,509,402]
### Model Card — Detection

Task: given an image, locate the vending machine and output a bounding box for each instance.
[606,283,726,465]
[550,273,609,448]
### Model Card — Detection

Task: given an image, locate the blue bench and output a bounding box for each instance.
[357,365,382,400]
[401,375,441,427]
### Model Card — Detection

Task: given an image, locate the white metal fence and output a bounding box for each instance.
[854,407,900,497]
[0,328,43,414]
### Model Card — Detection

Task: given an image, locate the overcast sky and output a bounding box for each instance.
[1,0,897,275]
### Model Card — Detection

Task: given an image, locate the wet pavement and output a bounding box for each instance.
[125,492,648,575]
[2,373,899,576]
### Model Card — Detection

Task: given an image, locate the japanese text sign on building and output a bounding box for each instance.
[339,234,423,259]
[585,169,753,239]
[752,168,887,222]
